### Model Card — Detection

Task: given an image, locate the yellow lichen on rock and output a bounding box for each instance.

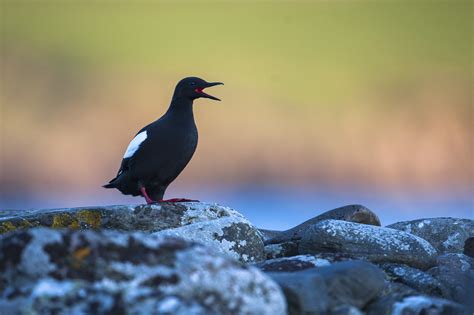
[52,213,78,229]
[74,247,91,261]
[0,221,17,234]
[77,210,101,229]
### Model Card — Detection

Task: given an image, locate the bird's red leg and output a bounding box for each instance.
[158,198,199,203]
[140,186,155,204]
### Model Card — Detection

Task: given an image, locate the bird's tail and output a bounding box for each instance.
[102,177,118,189]
[103,182,115,189]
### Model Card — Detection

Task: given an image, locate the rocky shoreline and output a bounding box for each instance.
[0,203,472,314]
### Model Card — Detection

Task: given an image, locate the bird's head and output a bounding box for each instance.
[174,77,223,101]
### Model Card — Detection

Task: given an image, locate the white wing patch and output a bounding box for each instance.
[123,131,147,158]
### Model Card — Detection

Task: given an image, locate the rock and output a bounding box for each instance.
[264,241,299,259]
[256,255,331,272]
[387,217,474,255]
[263,204,380,244]
[464,237,474,257]
[0,203,265,263]
[427,253,474,304]
[299,220,438,270]
[269,270,328,315]
[379,263,449,297]
[364,282,419,315]
[268,260,385,314]
[330,305,364,315]
[0,203,243,233]
[153,215,265,263]
[318,261,386,310]
[0,228,286,315]
[365,281,470,315]
[390,296,468,315]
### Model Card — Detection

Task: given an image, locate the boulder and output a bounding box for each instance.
[153,216,265,263]
[379,263,449,297]
[427,253,474,304]
[464,237,474,257]
[0,228,286,315]
[299,220,438,270]
[262,204,380,244]
[387,217,474,255]
[391,296,467,315]
[0,203,244,233]
[268,260,385,314]
[0,203,265,263]
[365,282,468,315]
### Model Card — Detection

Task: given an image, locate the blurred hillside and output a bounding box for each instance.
[1,1,472,213]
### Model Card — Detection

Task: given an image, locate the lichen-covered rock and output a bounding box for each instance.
[299,220,438,270]
[379,263,449,297]
[264,240,299,259]
[256,255,331,272]
[387,217,474,255]
[0,203,245,233]
[153,216,265,263]
[262,204,380,244]
[0,228,286,315]
[0,203,264,263]
[427,253,473,304]
[391,296,468,315]
[268,261,385,315]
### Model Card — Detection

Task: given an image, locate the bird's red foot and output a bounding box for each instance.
[158,198,199,203]
[140,186,155,204]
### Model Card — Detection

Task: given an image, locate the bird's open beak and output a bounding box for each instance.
[195,82,224,101]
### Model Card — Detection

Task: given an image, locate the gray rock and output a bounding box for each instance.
[387,217,474,255]
[330,305,364,315]
[463,236,474,257]
[0,202,244,233]
[269,260,385,314]
[264,240,299,259]
[379,263,449,297]
[269,270,328,315]
[390,296,468,315]
[256,255,331,272]
[365,281,470,315]
[262,204,380,244]
[299,220,438,270]
[364,282,419,315]
[427,253,474,304]
[0,203,265,263]
[0,228,286,315]
[154,215,265,263]
[317,261,386,310]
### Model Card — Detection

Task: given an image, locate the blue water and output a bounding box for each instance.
[1,185,472,230]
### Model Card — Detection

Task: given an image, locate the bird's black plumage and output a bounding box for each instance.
[104,77,223,203]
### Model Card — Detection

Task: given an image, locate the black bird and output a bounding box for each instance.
[103,77,223,204]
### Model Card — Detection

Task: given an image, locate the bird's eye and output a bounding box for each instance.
[190,82,196,86]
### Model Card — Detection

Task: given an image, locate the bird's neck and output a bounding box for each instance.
[167,97,194,117]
